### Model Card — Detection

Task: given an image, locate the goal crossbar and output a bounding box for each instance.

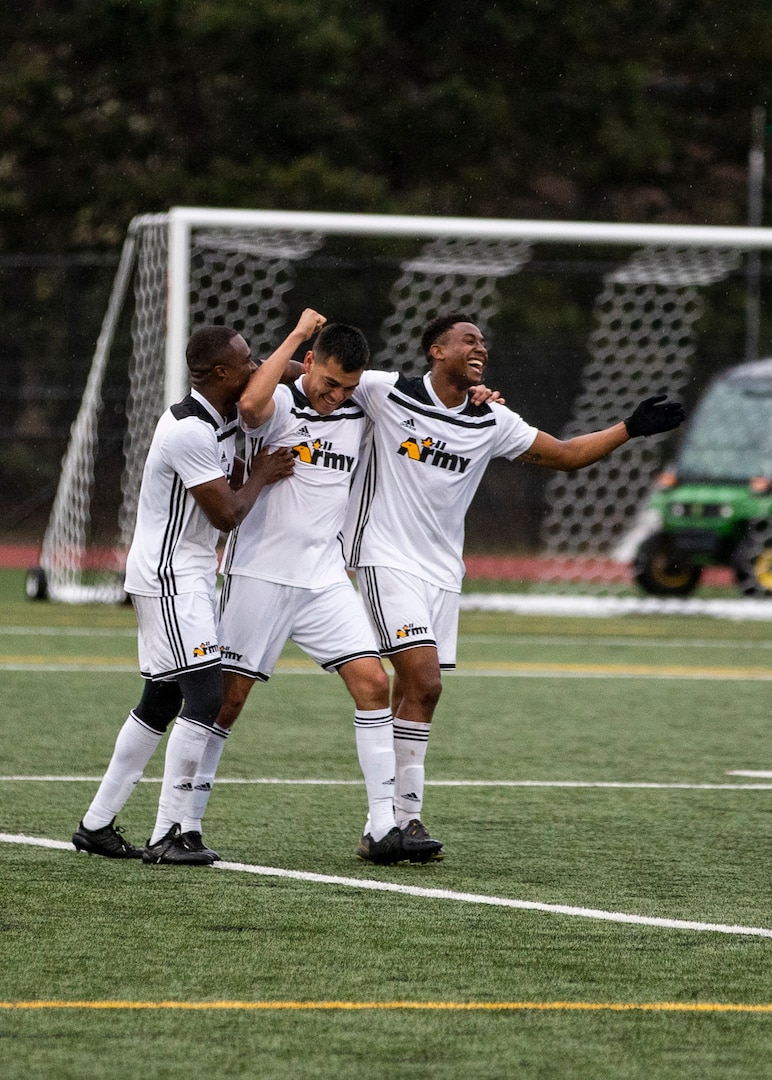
[166,206,772,247]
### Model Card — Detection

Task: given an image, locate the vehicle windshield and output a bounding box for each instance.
[677,376,772,481]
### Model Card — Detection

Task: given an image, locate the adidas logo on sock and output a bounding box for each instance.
[402,791,420,802]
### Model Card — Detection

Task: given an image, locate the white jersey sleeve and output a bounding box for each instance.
[161,416,227,489]
[124,392,238,597]
[343,370,538,591]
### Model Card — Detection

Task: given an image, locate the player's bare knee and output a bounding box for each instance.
[217,676,253,727]
[367,665,391,703]
[351,670,391,711]
[414,674,442,711]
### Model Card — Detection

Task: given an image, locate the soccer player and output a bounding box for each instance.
[184,321,452,865]
[185,320,506,864]
[343,312,686,858]
[72,314,322,864]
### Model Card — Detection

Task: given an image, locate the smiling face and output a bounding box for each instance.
[301,352,363,414]
[429,321,488,389]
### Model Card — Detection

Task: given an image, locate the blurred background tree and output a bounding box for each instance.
[0,0,769,544]
[0,0,769,251]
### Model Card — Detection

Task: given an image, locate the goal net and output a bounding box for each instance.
[36,208,772,603]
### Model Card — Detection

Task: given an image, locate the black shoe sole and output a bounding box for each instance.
[405,848,446,863]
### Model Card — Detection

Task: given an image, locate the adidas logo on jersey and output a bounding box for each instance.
[400,417,416,429]
[293,425,312,438]
[397,436,471,474]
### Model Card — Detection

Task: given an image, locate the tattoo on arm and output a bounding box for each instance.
[519,450,543,464]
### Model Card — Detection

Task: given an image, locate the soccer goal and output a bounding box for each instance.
[31,207,772,604]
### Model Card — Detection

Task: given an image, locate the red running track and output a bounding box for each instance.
[0,544,734,585]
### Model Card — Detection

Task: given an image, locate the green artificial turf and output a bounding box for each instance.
[1,569,770,1079]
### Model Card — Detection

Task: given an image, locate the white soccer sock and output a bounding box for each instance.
[181,722,230,834]
[149,716,211,845]
[354,708,396,842]
[82,712,162,831]
[393,717,431,828]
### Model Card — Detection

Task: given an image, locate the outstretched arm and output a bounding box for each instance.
[239,308,327,428]
[518,394,685,472]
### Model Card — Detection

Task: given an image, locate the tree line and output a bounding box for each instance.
[0,0,770,253]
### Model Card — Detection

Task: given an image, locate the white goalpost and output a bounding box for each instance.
[31,207,772,603]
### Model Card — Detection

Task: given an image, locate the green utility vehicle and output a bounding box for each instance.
[633,358,772,597]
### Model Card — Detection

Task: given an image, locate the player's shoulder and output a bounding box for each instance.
[158,396,226,461]
[354,368,398,402]
[170,393,221,429]
[360,369,398,386]
[392,373,502,420]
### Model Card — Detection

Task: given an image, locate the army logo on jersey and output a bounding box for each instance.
[395,621,428,640]
[292,437,355,473]
[192,640,221,658]
[397,436,470,474]
[219,644,244,662]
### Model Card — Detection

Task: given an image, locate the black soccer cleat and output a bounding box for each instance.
[72,818,143,860]
[399,818,445,863]
[356,826,406,865]
[180,830,220,862]
[142,823,215,866]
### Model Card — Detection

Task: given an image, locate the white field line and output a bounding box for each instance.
[1,831,770,940]
[2,775,772,790]
[459,593,772,620]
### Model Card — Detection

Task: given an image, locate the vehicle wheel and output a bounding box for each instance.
[25,566,48,601]
[732,519,772,597]
[633,532,702,597]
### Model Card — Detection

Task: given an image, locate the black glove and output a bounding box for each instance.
[624,394,685,437]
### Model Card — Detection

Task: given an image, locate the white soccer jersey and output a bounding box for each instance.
[221,376,370,589]
[124,389,238,597]
[343,370,538,592]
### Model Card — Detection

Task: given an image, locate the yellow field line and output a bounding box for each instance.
[0,655,135,665]
[4,655,772,679]
[1,1000,771,1013]
[459,660,772,678]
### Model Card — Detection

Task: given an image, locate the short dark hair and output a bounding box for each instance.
[421,312,475,360]
[186,325,240,379]
[313,323,370,372]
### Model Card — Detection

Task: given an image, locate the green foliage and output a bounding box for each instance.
[0,0,769,251]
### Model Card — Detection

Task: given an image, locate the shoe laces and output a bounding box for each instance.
[403,819,428,840]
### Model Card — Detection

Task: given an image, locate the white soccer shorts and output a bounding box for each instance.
[217,575,381,680]
[355,566,459,669]
[131,590,221,681]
